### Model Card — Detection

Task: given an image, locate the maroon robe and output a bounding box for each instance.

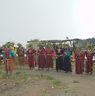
[85,51,94,74]
[74,52,83,74]
[80,52,85,72]
[27,48,36,69]
[46,48,53,69]
[38,48,46,69]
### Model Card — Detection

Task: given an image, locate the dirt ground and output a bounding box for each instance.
[0,64,95,96]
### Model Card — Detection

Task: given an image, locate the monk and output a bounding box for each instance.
[74,48,83,74]
[85,49,95,74]
[46,45,53,70]
[80,50,85,72]
[17,44,25,69]
[38,46,46,70]
[26,45,36,70]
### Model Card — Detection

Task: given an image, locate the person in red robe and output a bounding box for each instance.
[80,50,85,72]
[26,46,36,70]
[38,46,46,70]
[45,45,53,70]
[85,49,95,74]
[74,48,83,74]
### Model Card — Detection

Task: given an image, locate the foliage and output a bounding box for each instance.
[3,42,14,48]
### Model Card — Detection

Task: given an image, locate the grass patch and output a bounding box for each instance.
[0,70,30,85]
[47,75,54,80]
[52,80,61,86]
[41,89,47,96]
[46,75,62,88]
[73,80,80,83]
[0,70,9,79]
[12,71,30,83]
[32,75,62,88]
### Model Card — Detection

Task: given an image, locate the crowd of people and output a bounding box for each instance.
[0,43,95,76]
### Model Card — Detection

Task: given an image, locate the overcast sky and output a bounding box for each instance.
[0,0,95,44]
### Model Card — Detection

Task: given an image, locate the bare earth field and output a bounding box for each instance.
[0,63,95,96]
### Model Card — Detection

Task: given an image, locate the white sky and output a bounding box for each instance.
[0,0,95,44]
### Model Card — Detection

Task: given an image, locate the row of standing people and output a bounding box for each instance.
[17,45,54,70]
[75,48,95,74]
[0,45,55,75]
[16,45,95,75]
[17,45,73,72]
[0,45,72,74]
[0,45,95,75]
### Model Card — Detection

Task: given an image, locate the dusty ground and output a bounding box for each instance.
[0,63,95,96]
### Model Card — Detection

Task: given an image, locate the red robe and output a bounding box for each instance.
[85,51,94,74]
[38,48,46,69]
[51,49,56,58]
[74,52,83,74]
[46,48,53,69]
[80,52,85,72]
[27,48,36,69]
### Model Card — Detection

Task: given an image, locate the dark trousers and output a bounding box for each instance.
[56,56,63,71]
